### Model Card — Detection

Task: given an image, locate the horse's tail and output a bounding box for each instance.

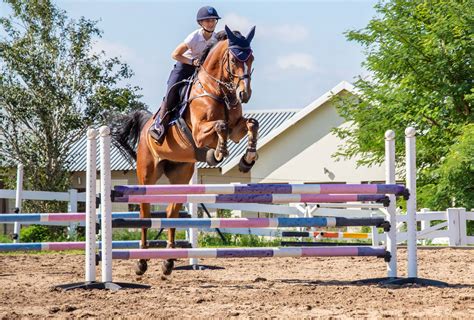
[111,109,152,162]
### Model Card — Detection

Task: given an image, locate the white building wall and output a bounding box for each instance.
[250,99,385,184]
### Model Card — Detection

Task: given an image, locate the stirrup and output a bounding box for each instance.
[149,123,165,143]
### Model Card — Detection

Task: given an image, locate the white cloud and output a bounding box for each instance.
[220,13,309,43]
[220,13,254,34]
[92,39,136,62]
[270,24,309,42]
[276,53,316,71]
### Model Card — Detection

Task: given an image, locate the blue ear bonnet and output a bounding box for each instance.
[225,25,256,62]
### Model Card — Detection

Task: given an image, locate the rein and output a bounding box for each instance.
[190,48,253,110]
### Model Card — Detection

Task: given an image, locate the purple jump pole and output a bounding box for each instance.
[113,193,389,205]
[109,246,389,260]
[114,183,408,196]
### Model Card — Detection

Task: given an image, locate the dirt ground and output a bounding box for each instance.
[0,248,473,319]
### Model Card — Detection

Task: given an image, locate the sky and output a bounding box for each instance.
[3,0,379,112]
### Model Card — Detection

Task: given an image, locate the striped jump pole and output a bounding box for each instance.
[113,193,390,206]
[281,231,371,239]
[114,183,408,197]
[0,240,191,252]
[110,217,390,230]
[108,246,389,261]
[0,211,189,224]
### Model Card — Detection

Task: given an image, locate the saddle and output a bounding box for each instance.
[154,72,197,126]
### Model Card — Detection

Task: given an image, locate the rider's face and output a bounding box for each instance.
[200,19,218,31]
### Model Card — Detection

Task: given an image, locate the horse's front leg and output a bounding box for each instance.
[213,120,229,162]
[230,117,259,173]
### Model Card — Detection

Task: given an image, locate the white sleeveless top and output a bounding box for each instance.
[183,28,217,60]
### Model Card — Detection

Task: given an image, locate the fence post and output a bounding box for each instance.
[447,208,461,247]
[13,164,24,243]
[370,212,380,246]
[459,208,467,246]
[68,189,79,240]
[420,208,430,245]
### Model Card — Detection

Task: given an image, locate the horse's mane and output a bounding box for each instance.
[199,30,243,64]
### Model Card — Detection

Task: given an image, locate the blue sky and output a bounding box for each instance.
[4,0,379,111]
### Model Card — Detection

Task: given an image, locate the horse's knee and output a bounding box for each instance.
[214,120,228,135]
[246,118,259,131]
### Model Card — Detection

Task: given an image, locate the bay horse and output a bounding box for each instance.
[112,26,258,276]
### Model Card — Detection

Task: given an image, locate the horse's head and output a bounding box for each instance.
[200,26,256,105]
[223,25,255,104]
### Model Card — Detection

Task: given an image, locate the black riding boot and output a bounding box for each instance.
[149,102,171,144]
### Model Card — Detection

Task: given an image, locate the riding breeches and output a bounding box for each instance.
[163,62,196,112]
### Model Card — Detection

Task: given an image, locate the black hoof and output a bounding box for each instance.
[205,148,223,166]
[162,259,175,276]
[238,156,255,173]
[135,259,148,275]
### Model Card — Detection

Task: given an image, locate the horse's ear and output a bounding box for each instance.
[246,26,256,43]
[225,25,239,42]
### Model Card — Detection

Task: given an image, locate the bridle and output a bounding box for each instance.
[193,47,253,109]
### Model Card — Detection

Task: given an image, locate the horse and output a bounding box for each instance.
[112,26,258,276]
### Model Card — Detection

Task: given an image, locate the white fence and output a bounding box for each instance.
[396,208,474,246]
[1,187,473,247]
[203,203,473,247]
[0,185,86,243]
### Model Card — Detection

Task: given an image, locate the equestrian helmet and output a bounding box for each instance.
[196,6,221,21]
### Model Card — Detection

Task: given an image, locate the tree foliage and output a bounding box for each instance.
[334,0,473,207]
[0,0,146,209]
[419,124,474,210]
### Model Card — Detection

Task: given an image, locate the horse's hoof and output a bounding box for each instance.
[238,156,255,173]
[162,259,175,276]
[205,148,223,166]
[135,259,148,275]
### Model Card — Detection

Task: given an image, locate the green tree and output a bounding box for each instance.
[0,0,146,212]
[419,123,474,210]
[334,0,473,207]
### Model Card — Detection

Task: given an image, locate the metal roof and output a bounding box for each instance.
[66,110,297,172]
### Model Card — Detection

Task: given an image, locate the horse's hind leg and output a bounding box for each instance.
[135,143,164,275]
[161,161,195,276]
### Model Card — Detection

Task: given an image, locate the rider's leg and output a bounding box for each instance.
[150,62,196,143]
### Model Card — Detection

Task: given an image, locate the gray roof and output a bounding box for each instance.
[67,110,297,172]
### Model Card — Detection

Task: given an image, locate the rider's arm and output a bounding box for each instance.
[171,43,199,66]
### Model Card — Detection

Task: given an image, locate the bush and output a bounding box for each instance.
[112,229,187,241]
[20,225,68,242]
[0,234,12,243]
[199,233,280,247]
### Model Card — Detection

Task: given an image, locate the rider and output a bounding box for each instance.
[149,6,221,143]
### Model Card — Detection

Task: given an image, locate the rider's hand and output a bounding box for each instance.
[192,59,201,67]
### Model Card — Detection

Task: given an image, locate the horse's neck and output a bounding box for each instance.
[200,45,227,85]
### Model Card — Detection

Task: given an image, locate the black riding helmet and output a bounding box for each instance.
[196,6,221,21]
